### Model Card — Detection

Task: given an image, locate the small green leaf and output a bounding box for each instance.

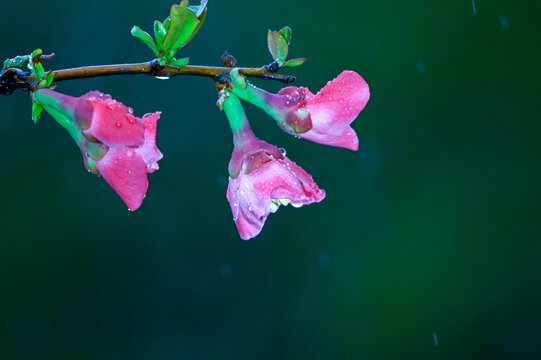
[170,57,189,67]
[131,26,159,56]
[32,102,43,123]
[267,31,289,65]
[158,56,167,67]
[163,17,170,30]
[165,50,176,62]
[154,20,167,51]
[162,1,199,54]
[279,26,292,45]
[283,58,306,67]
[34,63,45,81]
[3,55,30,69]
[31,49,43,61]
[45,71,55,87]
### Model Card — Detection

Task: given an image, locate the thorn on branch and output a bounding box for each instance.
[221,51,237,67]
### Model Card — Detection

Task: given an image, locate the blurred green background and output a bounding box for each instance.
[1,0,539,359]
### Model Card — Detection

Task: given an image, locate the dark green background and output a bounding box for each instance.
[1,1,539,359]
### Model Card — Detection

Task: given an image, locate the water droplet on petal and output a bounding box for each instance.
[126,149,135,158]
[279,148,287,156]
[115,122,122,128]
[126,115,137,124]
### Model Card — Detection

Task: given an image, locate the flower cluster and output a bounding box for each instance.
[32,68,369,239]
[22,1,370,240]
[34,89,162,211]
[222,70,370,239]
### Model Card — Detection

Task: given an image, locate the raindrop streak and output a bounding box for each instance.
[433,332,438,346]
[499,15,510,29]
[472,0,477,15]
[220,264,233,280]
[415,60,427,75]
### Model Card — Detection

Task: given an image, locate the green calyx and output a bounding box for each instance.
[228,72,281,122]
[131,0,207,66]
[33,89,107,166]
[222,91,249,134]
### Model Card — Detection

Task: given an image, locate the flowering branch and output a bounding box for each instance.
[1,0,371,240]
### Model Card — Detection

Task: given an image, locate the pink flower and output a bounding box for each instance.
[235,70,370,150]
[227,135,326,240]
[34,89,163,210]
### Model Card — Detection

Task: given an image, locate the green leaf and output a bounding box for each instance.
[279,26,292,45]
[45,71,55,87]
[170,57,189,67]
[267,31,289,65]
[165,50,176,62]
[31,49,43,61]
[162,1,199,54]
[131,26,159,56]
[32,102,43,123]
[283,58,306,67]
[158,55,167,67]
[154,20,167,51]
[185,7,206,44]
[3,55,30,69]
[34,63,45,81]
[163,17,170,31]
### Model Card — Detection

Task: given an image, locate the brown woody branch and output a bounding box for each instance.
[0,60,295,95]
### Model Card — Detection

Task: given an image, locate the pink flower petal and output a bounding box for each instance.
[299,126,359,151]
[95,147,149,211]
[227,144,325,240]
[83,97,145,147]
[306,70,370,132]
[136,112,163,172]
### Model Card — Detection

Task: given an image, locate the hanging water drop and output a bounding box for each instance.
[154,75,171,80]
[279,147,287,156]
